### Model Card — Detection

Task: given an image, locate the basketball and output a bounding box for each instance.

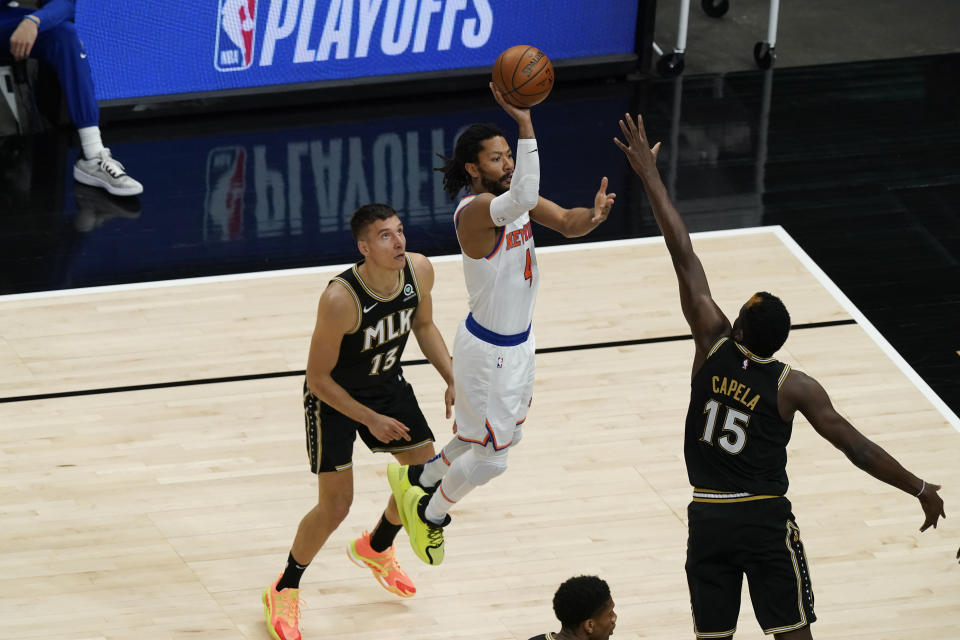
[491,45,555,108]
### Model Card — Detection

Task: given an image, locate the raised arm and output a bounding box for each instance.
[408,253,455,419]
[529,178,615,238]
[613,113,729,355]
[780,369,945,531]
[305,282,410,443]
[457,83,538,258]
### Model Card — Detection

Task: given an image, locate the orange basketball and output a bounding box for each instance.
[491,45,555,108]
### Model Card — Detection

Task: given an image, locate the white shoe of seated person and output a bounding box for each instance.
[73,148,144,196]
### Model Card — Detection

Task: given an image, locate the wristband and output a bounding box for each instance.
[24,14,41,26]
[914,480,925,497]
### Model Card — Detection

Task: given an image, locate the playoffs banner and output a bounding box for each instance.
[75,0,639,101]
[56,90,640,288]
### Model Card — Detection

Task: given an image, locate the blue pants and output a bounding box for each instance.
[1,8,98,128]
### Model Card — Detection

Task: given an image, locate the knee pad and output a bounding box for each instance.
[463,446,509,486]
[441,435,471,463]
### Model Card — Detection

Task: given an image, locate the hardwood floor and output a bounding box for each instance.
[1,231,956,639]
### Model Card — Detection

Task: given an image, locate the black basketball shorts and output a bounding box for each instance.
[302,378,435,473]
[685,497,816,638]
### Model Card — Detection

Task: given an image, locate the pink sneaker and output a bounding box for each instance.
[262,577,302,640]
[347,530,416,597]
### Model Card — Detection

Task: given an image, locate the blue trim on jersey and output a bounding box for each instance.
[484,227,505,259]
[465,313,530,346]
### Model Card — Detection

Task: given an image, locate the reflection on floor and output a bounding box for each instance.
[1,54,958,412]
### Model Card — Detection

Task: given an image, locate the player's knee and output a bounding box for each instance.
[464,447,508,485]
[320,493,352,524]
[38,22,80,57]
[45,21,79,44]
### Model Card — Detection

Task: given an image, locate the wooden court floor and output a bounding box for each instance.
[1,228,957,640]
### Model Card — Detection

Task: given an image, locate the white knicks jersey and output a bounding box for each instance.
[454,195,539,335]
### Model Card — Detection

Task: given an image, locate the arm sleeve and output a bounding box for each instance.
[31,0,75,32]
[489,138,540,226]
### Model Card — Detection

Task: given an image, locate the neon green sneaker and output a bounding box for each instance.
[262,577,302,640]
[347,530,416,597]
[402,486,450,566]
[387,463,414,530]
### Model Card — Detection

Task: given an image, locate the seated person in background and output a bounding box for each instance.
[528,575,617,640]
[1,0,142,196]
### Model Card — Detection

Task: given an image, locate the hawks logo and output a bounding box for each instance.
[215,0,258,71]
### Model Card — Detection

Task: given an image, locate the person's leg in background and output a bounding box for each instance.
[2,9,142,196]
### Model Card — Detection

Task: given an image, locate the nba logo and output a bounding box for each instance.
[204,146,247,242]
[215,0,258,71]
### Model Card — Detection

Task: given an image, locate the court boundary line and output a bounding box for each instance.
[773,226,960,432]
[0,227,777,302]
[3,225,956,433]
[0,319,855,404]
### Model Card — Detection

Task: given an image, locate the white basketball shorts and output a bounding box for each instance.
[452,313,536,450]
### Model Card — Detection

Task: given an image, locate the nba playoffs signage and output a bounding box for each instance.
[59,91,639,288]
[75,0,638,101]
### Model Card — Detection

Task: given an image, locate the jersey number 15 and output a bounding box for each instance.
[700,399,750,454]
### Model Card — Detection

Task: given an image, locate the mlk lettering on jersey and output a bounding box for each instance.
[362,308,416,352]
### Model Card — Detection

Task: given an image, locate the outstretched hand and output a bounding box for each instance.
[917,482,945,532]
[613,112,661,180]
[591,176,616,224]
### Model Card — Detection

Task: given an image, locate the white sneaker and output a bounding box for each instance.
[74,148,144,196]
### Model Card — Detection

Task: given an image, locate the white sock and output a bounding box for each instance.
[425,476,467,524]
[420,437,469,487]
[78,126,104,160]
[423,448,488,524]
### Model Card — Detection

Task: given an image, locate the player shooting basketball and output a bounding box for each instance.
[385,76,616,566]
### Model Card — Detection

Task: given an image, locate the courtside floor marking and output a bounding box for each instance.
[2,226,957,433]
[772,226,960,432]
[0,319,855,404]
[0,227,777,302]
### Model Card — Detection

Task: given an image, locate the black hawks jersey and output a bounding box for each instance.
[328,256,421,401]
[684,337,794,498]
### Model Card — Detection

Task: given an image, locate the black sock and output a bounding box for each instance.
[408,463,425,488]
[369,514,402,552]
[276,551,309,591]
